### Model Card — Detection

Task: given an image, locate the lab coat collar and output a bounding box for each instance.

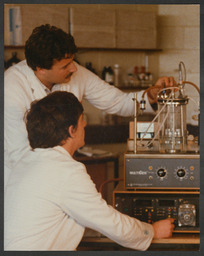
[53,146,72,158]
[20,60,53,99]
[20,60,48,99]
[28,66,67,98]
[34,146,71,158]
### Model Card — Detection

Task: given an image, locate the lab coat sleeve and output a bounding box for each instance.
[4,68,32,169]
[59,163,154,251]
[76,65,153,116]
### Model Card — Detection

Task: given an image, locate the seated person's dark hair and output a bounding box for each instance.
[25,24,78,71]
[26,91,83,149]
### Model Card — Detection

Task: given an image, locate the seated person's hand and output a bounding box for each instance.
[152,218,175,239]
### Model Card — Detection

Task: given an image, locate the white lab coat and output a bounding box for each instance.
[4,146,154,251]
[4,60,152,186]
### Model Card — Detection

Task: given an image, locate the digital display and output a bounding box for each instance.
[134,199,152,207]
[158,200,174,207]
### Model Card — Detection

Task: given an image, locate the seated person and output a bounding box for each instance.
[4,91,174,251]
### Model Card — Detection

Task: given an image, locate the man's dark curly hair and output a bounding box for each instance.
[25,24,78,71]
[26,91,83,149]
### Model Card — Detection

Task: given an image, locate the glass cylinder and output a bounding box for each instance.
[158,99,188,153]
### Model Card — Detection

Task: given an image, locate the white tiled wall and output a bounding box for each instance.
[157,4,200,125]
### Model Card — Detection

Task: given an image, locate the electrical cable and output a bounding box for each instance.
[99,178,124,194]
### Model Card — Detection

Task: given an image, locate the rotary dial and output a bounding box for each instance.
[157,168,167,178]
[177,168,186,178]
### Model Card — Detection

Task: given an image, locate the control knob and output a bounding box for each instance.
[157,168,167,177]
[177,168,186,178]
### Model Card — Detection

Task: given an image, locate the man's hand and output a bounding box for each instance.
[147,76,177,105]
[152,218,175,239]
[155,76,176,88]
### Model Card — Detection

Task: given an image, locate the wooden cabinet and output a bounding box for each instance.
[69,8,116,48]
[115,10,157,49]
[69,8,157,49]
[4,4,158,50]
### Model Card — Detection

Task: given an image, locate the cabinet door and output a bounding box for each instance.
[4,4,69,45]
[69,8,116,48]
[116,10,157,49]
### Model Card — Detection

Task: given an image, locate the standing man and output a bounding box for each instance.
[4,24,176,185]
[5,91,175,251]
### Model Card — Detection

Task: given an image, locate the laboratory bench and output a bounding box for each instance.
[78,233,200,251]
